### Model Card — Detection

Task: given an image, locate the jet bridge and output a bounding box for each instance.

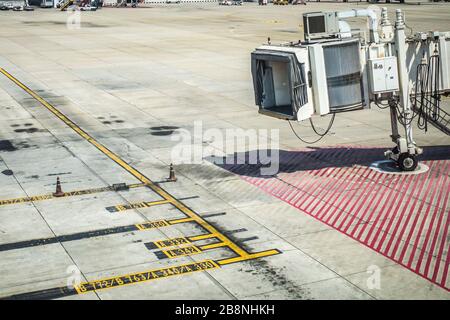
[251,8,450,171]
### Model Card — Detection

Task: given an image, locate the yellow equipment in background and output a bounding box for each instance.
[60,0,73,10]
[273,0,288,5]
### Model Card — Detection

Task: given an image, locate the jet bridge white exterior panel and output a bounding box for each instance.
[252,45,314,122]
[439,33,450,92]
[308,44,330,116]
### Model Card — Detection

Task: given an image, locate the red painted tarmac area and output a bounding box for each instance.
[224,146,450,291]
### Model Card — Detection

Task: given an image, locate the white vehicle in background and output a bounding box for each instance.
[0,0,35,10]
[219,0,242,5]
[80,5,97,10]
[40,0,54,7]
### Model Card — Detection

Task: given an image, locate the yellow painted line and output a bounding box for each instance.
[111,199,170,212]
[74,259,219,294]
[154,237,191,249]
[188,233,218,241]
[0,183,146,207]
[128,183,146,189]
[217,249,282,266]
[135,220,170,231]
[166,200,251,258]
[168,217,195,225]
[0,194,53,206]
[199,242,228,251]
[0,68,279,264]
[162,245,202,259]
[153,234,219,250]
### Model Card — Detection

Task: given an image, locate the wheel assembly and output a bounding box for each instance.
[397,153,418,171]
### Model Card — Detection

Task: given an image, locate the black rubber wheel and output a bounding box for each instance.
[397,153,418,172]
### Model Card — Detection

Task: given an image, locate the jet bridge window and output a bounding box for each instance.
[251,51,308,120]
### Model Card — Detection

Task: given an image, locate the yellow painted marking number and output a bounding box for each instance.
[135,220,169,230]
[163,245,202,258]
[154,237,191,249]
[74,260,219,294]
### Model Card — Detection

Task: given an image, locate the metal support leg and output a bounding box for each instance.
[388,99,400,144]
[385,98,417,170]
[384,9,423,171]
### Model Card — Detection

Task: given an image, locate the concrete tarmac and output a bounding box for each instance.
[0,3,449,299]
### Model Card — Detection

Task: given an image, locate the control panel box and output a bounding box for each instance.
[368,57,399,94]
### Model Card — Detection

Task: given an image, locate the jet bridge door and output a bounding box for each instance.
[251,49,311,121]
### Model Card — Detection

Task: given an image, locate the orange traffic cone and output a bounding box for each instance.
[167,164,177,182]
[53,177,65,197]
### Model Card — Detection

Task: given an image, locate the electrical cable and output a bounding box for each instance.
[374,99,391,109]
[404,14,414,37]
[376,95,417,127]
[404,23,414,37]
[416,56,429,131]
[430,47,441,121]
[414,44,441,132]
[288,113,336,144]
[310,116,332,136]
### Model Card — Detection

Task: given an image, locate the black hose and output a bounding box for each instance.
[310,116,332,136]
[288,113,336,144]
[415,45,441,132]
[416,56,429,131]
[429,50,441,121]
